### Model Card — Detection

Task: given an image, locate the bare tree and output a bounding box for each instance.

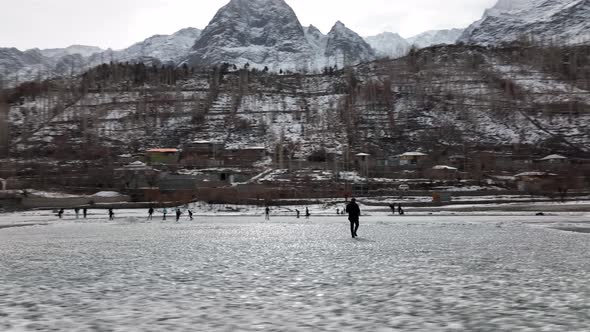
[0,98,8,157]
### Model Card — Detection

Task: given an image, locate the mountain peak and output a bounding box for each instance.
[331,21,347,31]
[307,24,322,34]
[223,0,294,13]
[325,21,374,67]
[189,0,311,70]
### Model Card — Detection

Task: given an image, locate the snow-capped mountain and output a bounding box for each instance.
[406,29,464,48]
[459,0,590,45]
[8,0,590,84]
[365,32,410,58]
[112,27,201,65]
[0,28,202,86]
[40,45,103,59]
[324,22,375,68]
[0,48,55,85]
[187,0,375,71]
[188,0,313,71]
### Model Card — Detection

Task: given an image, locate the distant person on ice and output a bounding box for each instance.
[188,209,193,221]
[162,208,168,221]
[176,208,182,222]
[305,207,310,219]
[148,207,154,220]
[108,209,115,220]
[265,207,270,220]
[296,209,300,218]
[83,208,87,219]
[346,198,361,238]
[74,208,80,219]
[57,208,64,219]
[389,203,396,214]
[398,203,404,215]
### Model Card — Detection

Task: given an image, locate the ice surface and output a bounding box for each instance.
[1,212,590,331]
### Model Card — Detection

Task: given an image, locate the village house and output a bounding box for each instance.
[117,154,135,164]
[427,165,459,180]
[223,147,268,167]
[537,154,569,164]
[398,152,429,166]
[514,171,558,192]
[181,140,225,167]
[447,155,467,171]
[470,152,534,173]
[115,161,159,189]
[146,148,180,165]
[355,153,371,177]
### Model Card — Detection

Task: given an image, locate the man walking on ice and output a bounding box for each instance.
[346,198,361,238]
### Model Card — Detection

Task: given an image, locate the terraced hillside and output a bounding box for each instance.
[4,44,590,160]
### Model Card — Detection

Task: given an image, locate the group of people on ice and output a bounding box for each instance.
[57,207,89,219]
[389,203,405,215]
[56,206,194,222]
[56,198,405,239]
[57,207,112,219]
[147,206,193,221]
[265,206,314,220]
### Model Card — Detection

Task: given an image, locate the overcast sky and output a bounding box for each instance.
[0,0,498,50]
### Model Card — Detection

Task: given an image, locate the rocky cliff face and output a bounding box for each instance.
[460,0,590,45]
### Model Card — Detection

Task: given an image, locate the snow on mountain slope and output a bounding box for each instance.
[40,45,103,59]
[365,32,410,58]
[0,48,54,85]
[188,0,313,71]
[324,21,375,69]
[303,25,331,70]
[113,27,201,64]
[406,29,464,48]
[304,25,327,51]
[460,0,590,45]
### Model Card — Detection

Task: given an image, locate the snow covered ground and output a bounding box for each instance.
[1,210,590,331]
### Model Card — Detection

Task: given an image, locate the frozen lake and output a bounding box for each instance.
[1,214,590,331]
